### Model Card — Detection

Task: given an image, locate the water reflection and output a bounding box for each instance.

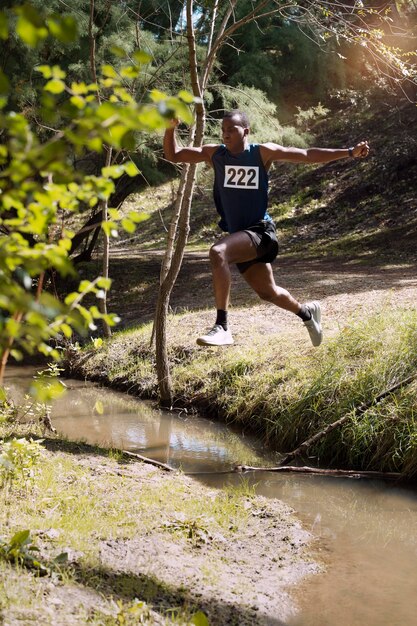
[4,367,272,472]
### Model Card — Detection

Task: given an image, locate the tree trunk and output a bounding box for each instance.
[98,148,112,338]
[153,0,205,406]
[154,161,198,406]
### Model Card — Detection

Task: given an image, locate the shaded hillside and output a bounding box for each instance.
[266,91,417,262]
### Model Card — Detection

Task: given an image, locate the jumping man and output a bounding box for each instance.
[164,110,369,347]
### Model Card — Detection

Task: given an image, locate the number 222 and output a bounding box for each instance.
[224,166,258,189]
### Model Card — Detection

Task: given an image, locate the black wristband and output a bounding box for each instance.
[348,146,354,158]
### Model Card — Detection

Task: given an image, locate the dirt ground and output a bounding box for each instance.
[107,248,417,341]
[1,448,319,626]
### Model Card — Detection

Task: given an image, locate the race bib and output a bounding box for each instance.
[224,165,259,189]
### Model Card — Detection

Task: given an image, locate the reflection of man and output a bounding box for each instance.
[164,109,369,347]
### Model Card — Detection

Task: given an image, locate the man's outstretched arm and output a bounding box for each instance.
[163,120,218,165]
[260,141,370,168]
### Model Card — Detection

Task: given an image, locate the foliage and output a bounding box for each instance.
[0,529,48,575]
[28,362,66,404]
[294,102,331,131]
[212,83,308,146]
[110,598,153,625]
[217,6,346,105]
[0,0,195,203]
[0,4,195,388]
[0,437,44,486]
[162,513,218,548]
[209,0,417,108]
[0,437,277,622]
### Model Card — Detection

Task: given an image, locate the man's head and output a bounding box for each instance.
[221,110,250,152]
[223,110,250,129]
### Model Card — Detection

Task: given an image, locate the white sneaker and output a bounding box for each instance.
[303,301,323,347]
[196,324,234,346]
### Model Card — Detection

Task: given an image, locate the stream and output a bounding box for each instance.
[5,367,417,626]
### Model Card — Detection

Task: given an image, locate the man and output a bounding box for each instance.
[164,110,369,347]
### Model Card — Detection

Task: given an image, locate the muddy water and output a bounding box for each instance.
[5,368,417,625]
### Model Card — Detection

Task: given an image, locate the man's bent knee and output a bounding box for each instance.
[209,243,226,265]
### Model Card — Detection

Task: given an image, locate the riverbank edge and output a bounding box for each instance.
[62,305,417,479]
[0,422,321,626]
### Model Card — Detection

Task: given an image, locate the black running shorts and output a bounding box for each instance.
[236,220,279,274]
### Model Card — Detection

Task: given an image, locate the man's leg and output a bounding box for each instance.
[242,263,323,346]
[197,232,257,346]
[209,231,258,310]
[241,262,301,312]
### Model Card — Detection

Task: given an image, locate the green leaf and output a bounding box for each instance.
[108,208,121,220]
[123,161,139,177]
[101,64,118,79]
[35,65,52,79]
[190,611,210,626]
[71,82,89,95]
[10,350,23,362]
[128,211,148,224]
[102,165,124,179]
[120,66,139,79]
[87,136,103,152]
[60,323,73,338]
[29,378,66,402]
[133,49,152,64]
[121,218,136,234]
[171,100,194,125]
[106,124,129,148]
[96,277,112,290]
[0,387,7,403]
[44,79,66,94]
[46,16,77,43]
[10,530,31,549]
[16,9,48,47]
[92,337,103,349]
[178,89,196,104]
[101,221,112,237]
[51,66,66,80]
[53,552,69,565]
[70,95,85,109]
[110,45,127,58]
[78,280,94,293]
[149,89,167,103]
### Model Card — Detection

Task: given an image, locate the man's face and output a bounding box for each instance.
[221,116,249,151]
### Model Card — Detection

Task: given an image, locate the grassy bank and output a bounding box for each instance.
[0,421,316,625]
[69,307,417,477]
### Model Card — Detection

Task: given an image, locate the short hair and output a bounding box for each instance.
[223,109,250,128]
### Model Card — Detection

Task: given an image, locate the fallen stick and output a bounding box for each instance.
[232,465,402,480]
[121,454,401,481]
[122,449,176,472]
[279,373,417,467]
